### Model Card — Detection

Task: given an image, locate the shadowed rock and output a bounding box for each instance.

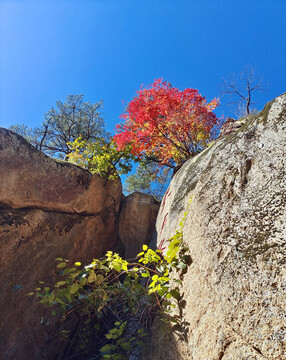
[0,128,123,359]
[119,192,160,259]
[0,127,160,359]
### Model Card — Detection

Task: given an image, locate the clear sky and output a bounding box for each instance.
[0,0,285,134]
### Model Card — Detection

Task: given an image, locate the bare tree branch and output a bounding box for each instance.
[221,65,266,116]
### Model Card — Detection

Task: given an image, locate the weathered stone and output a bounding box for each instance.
[0,128,123,359]
[119,192,160,259]
[144,93,286,359]
[0,127,107,215]
[219,117,247,137]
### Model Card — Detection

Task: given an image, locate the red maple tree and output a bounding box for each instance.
[114,79,219,169]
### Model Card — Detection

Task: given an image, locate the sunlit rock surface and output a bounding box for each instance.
[144,93,286,360]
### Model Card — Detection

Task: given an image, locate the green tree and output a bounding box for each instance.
[124,162,172,201]
[68,137,137,181]
[9,124,38,147]
[10,95,107,159]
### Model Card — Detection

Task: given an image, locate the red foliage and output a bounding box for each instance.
[114,79,219,168]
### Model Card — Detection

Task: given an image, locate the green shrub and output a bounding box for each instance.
[31,209,191,359]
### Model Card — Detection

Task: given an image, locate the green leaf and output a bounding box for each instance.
[137,340,145,347]
[100,344,113,353]
[177,262,187,269]
[87,270,96,283]
[27,292,34,296]
[170,288,181,300]
[57,262,66,269]
[70,283,79,294]
[113,263,121,272]
[55,298,65,305]
[142,244,148,251]
[94,323,100,330]
[55,281,66,288]
[120,342,131,351]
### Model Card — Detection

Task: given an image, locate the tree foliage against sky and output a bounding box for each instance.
[10,95,107,159]
[68,137,137,181]
[114,79,219,169]
[8,123,37,146]
[42,95,107,158]
[124,162,172,201]
[9,80,221,195]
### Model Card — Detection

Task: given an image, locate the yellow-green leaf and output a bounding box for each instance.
[87,270,96,283]
[57,262,66,269]
[70,283,79,294]
[55,281,66,288]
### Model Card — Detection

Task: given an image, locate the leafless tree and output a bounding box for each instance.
[221,65,265,117]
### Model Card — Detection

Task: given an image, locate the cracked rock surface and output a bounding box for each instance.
[144,93,286,360]
[0,128,124,359]
[0,127,160,359]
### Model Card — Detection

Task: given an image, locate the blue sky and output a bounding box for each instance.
[0,0,285,134]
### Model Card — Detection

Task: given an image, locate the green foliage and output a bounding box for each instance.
[124,162,172,201]
[67,137,137,180]
[100,321,146,359]
[9,124,36,144]
[33,209,191,359]
[10,95,107,159]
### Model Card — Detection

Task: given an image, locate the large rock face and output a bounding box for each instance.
[145,94,286,359]
[0,128,123,359]
[0,127,160,360]
[119,192,160,259]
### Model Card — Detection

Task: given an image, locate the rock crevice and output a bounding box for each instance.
[0,127,159,359]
